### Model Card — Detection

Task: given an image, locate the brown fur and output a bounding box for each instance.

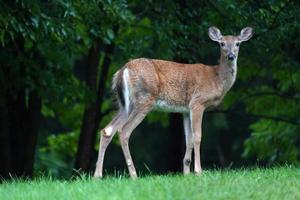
[114,58,228,110]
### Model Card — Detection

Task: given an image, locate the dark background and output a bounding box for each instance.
[0,0,299,179]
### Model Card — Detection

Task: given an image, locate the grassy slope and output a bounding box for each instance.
[0,167,299,200]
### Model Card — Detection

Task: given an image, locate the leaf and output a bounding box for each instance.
[0,31,5,46]
[107,28,114,40]
[41,104,55,118]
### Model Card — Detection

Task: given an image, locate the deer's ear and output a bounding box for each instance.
[208,27,223,42]
[239,27,253,42]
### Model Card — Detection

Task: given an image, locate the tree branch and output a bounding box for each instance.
[244,91,300,101]
[254,0,292,38]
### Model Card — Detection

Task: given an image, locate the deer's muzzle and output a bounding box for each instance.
[227,53,236,61]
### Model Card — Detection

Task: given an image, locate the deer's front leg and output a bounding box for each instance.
[191,105,205,175]
[183,114,193,175]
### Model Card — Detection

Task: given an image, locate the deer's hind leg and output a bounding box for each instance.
[94,109,127,178]
[118,97,155,179]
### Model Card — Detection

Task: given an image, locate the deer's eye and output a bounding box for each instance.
[236,42,240,47]
[220,42,225,47]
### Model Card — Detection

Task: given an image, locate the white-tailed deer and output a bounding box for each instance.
[94,27,253,178]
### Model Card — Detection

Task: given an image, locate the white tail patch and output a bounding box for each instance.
[123,68,131,115]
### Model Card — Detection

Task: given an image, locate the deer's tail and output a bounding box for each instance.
[112,68,125,108]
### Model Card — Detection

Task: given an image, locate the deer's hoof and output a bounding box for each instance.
[195,170,203,176]
[93,170,103,179]
[93,174,103,179]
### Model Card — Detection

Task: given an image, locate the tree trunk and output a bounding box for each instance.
[10,88,28,176]
[74,43,115,173]
[23,91,42,177]
[74,44,101,172]
[0,96,12,179]
[8,89,41,178]
[0,87,42,179]
[0,35,42,179]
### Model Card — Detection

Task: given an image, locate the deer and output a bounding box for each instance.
[94,26,253,179]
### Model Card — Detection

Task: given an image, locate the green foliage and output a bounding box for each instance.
[244,120,299,164]
[36,131,79,177]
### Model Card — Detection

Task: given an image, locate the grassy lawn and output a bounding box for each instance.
[0,166,299,200]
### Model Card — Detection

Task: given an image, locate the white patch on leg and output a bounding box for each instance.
[183,116,190,140]
[104,126,113,136]
[123,68,131,115]
[126,159,132,166]
[190,111,193,127]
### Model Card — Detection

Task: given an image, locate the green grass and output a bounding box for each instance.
[1,167,299,200]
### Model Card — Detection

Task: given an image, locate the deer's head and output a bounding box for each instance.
[208,27,253,62]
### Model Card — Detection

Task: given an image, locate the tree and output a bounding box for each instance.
[0,0,81,178]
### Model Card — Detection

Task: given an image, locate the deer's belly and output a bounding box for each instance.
[153,100,189,113]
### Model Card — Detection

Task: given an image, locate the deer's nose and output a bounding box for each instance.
[227,53,236,61]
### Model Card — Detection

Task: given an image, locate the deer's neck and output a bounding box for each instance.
[216,55,237,92]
